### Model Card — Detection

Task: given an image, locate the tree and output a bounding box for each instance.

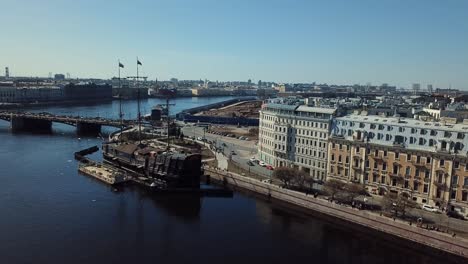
[293,170,308,190]
[345,183,366,204]
[304,177,316,193]
[324,179,346,200]
[382,192,417,218]
[273,167,296,187]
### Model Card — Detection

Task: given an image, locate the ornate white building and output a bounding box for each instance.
[258,99,336,180]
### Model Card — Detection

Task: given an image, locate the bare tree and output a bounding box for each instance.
[324,179,346,200]
[345,183,366,204]
[273,167,295,187]
[382,192,417,218]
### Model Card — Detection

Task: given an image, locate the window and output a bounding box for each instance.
[384,151,387,157]
[462,191,468,202]
[426,157,431,164]
[451,190,456,199]
[420,129,427,135]
[419,138,426,145]
[395,152,399,159]
[429,139,435,146]
[331,154,335,161]
[444,131,452,138]
[423,184,428,193]
[382,162,387,171]
[454,161,460,169]
[457,133,465,139]
[356,146,360,153]
[407,154,411,161]
[440,159,445,166]
[405,167,411,175]
[430,130,437,136]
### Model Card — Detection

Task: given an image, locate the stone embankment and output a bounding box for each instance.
[204,166,468,259]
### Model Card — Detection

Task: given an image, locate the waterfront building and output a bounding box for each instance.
[0,82,63,103]
[258,98,337,181]
[190,88,232,97]
[327,112,468,217]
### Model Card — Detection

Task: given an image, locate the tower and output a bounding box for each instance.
[5,67,9,78]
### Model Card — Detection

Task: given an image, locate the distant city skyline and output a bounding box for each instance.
[1,0,467,89]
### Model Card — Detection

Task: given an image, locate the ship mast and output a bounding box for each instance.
[118,60,124,141]
[136,58,142,144]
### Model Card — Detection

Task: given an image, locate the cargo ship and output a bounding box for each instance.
[102,142,202,189]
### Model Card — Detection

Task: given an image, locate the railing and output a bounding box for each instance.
[433,181,447,189]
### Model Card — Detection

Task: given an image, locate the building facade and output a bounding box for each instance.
[258,99,336,180]
[328,114,468,216]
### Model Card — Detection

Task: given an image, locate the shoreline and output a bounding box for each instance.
[204,166,468,260]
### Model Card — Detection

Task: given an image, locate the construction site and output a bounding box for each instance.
[193,100,262,119]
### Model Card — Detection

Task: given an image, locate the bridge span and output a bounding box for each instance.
[0,111,135,135]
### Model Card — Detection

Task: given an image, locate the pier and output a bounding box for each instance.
[0,111,135,135]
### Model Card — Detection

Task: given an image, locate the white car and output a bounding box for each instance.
[249,157,257,162]
[422,204,440,213]
[197,137,203,141]
[259,161,266,167]
[261,179,272,184]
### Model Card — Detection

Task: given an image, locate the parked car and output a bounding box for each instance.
[230,151,237,155]
[422,204,440,213]
[247,161,255,166]
[197,137,203,141]
[249,157,257,162]
[447,210,465,220]
[261,179,272,184]
[259,161,266,167]
[266,165,274,170]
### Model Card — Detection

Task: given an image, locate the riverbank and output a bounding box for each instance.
[0,99,114,110]
[204,166,468,259]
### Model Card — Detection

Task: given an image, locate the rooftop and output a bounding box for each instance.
[337,115,468,132]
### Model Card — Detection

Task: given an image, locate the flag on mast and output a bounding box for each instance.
[119,62,124,68]
[137,59,142,66]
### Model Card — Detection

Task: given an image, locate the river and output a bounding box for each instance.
[0,97,459,264]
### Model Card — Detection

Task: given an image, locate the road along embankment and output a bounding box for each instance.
[204,166,468,260]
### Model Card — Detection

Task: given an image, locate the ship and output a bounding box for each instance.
[102,142,202,189]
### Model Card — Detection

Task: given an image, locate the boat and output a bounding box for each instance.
[78,162,129,185]
[102,142,202,189]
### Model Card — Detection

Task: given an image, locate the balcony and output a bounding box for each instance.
[413,161,430,169]
[390,173,404,180]
[351,178,361,183]
[392,142,405,148]
[433,181,447,189]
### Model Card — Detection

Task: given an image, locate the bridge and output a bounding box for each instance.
[0,111,135,136]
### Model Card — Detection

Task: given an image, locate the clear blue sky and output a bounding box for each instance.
[1,0,467,89]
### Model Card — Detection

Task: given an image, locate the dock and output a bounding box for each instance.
[78,163,130,185]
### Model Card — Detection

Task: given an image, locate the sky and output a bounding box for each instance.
[0,0,467,89]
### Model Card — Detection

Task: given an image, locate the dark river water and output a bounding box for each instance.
[0,97,461,264]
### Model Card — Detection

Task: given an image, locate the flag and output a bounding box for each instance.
[137,59,142,66]
[119,62,124,68]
